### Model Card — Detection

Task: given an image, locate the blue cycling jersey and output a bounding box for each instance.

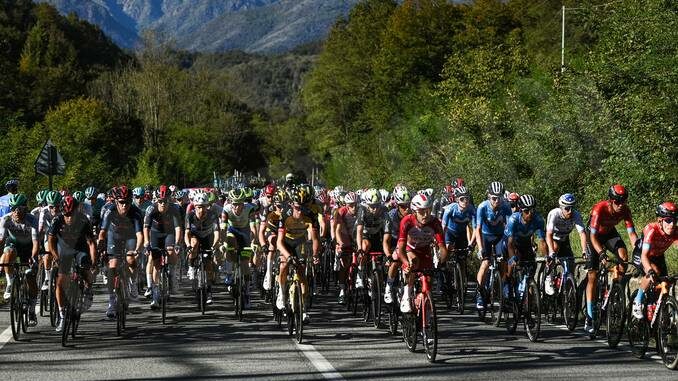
[476,200,512,236]
[504,211,546,243]
[442,202,477,237]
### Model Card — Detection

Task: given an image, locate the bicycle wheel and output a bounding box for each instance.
[61,305,72,347]
[627,290,649,358]
[38,266,46,317]
[20,282,28,334]
[525,280,541,342]
[592,278,606,338]
[563,277,579,331]
[388,305,399,335]
[492,274,504,326]
[161,267,168,325]
[49,268,58,327]
[351,279,359,317]
[454,265,465,315]
[606,282,625,349]
[370,272,382,328]
[286,284,295,336]
[116,286,124,336]
[199,261,206,315]
[402,312,417,352]
[235,268,243,322]
[294,281,304,344]
[422,295,438,363]
[10,279,21,341]
[658,297,678,369]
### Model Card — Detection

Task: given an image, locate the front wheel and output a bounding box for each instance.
[627,291,649,358]
[563,277,579,331]
[422,295,438,363]
[294,282,304,344]
[10,280,21,341]
[49,268,58,327]
[454,265,465,315]
[657,297,678,369]
[61,306,72,347]
[525,280,541,342]
[606,283,625,349]
[370,272,382,328]
[161,268,169,325]
[402,313,417,352]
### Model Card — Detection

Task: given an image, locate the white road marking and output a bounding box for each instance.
[0,326,12,351]
[295,341,344,380]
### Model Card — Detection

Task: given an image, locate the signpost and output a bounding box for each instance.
[34,139,65,190]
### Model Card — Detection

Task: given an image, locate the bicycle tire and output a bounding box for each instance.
[20,282,28,334]
[627,290,649,358]
[402,313,417,352]
[658,297,678,370]
[200,259,206,315]
[422,295,438,363]
[10,278,20,341]
[563,277,578,331]
[371,272,382,328]
[492,274,503,327]
[592,275,606,338]
[525,280,541,342]
[606,282,625,348]
[235,270,244,322]
[49,268,58,327]
[116,286,123,336]
[61,305,72,347]
[286,284,295,336]
[388,304,398,335]
[351,277,359,317]
[294,281,304,344]
[454,265,465,315]
[161,267,168,325]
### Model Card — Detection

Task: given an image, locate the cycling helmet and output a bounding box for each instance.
[84,186,97,199]
[364,188,380,207]
[316,191,329,205]
[518,194,536,210]
[113,185,131,200]
[132,187,145,198]
[333,185,345,194]
[392,185,411,205]
[558,193,576,207]
[173,190,185,200]
[62,195,77,215]
[411,193,433,211]
[344,191,357,205]
[35,190,48,205]
[193,192,209,206]
[229,188,247,203]
[487,181,504,196]
[9,193,28,208]
[443,185,455,195]
[5,179,18,192]
[420,188,434,198]
[243,187,254,200]
[608,184,628,204]
[264,184,277,196]
[452,177,465,188]
[298,184,314,200]
[72,191,86,203]
[208,191,217,204]
[656,202,678,219]
[155,185,170,201]
[168,185,177,193]
[291,190,308,205]
[379,189,390,204]
[45,191,61,206]
[454,186,470,198]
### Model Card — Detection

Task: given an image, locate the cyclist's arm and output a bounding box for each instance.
[257,220,267,247]
[174,225,182,246]
[335,220,345,248]
[276,228,291,258]
[309,223,319,258]
[48,234,59,261]
[356,224,364,249]
[143,226,151,248]
[640,234,652,274]
[475,206,484,254]
[545,230,556,254]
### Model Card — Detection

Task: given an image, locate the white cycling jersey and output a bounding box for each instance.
[546,207,585,241]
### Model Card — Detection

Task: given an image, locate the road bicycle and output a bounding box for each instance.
[401,268,438,362]
[503,259,541,342]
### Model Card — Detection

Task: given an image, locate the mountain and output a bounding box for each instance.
[37,0,359,52]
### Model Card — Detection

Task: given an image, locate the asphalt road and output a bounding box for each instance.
[0,272,675,380]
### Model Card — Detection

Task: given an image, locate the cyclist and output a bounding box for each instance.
[441,185,476,292]
[276,190,319,322]
[500,195,546,298]
[133,187,152,212]
[544,194,587,295]
[355,188,388,288]
[143,185,182,309]
[506,192,521,213]
[185,191,220,304]
[84,186,105,234]
[48,196,96,331]
[73,191,92,220]
[98,185,144,318]
[0,193,39,326]
[631,202,678,319]
[398,193,447,313]
[31,190,48,220]
[383,185,411,304]
[0,179,19,216]
[38,191,61,291]
[334,191,358,304]
[584,184,637,333]
[474,181,512,311]
[221,188,257,307]
[433,185,455,220]
[259,189,285,291]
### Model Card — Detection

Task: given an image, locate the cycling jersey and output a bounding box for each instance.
[100,204,143,254]
[442,202,477,237]
[504,212,546,243]
[355,204,388,236]
[336,206,358,247]
[589,200,635,236]
[301,200,323,230]
[262,210,282,235]
[546,207,585,241]
[476,200,512,236]
[641,222,678,258]
[144,204,182,235]
[49,212,93,255]
[278,214,313,247]
[0,193,12,216]
[397,214,444,257]
[222,203,256,229]
[0,213,38,254]
[384,208,405,238]
[185,210,219,239]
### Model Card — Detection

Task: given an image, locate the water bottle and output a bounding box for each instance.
[647,303,656,321]
[518,276,526,298]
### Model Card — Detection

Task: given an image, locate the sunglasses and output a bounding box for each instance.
[521,208,533,214]
[662,217,675,225]
[561,206,572,212]
[489,196,500,201]
[612,200,625,206]
[157,200,167,204]
[458,196,469,202]
[117,200,129,206]
[10,206,27,212]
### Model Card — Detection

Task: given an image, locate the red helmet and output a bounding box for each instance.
[155,184,169,201]
[608,184,628,203]
[656,202,678,219]
[264,184,277,196]
[317,190,328,205]
[452,177,465,188]
[62,195,77,215]
[113,185,131,200]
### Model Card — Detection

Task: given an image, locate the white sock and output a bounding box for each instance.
[146,273,153,288]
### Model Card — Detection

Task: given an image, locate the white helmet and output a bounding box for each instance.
[378,189,390,204]
[393,185,411,205]
[411,193,433,211]
[343,191,357,205]
[193,192,209,206]
[364,188,380,206]
[420,188,434,198]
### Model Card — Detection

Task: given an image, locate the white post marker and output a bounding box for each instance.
[295,342,344,380]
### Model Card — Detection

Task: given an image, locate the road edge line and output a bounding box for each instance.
[295,341,345,380]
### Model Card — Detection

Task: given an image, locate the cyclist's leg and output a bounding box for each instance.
[55,249,75,330]
[584,237,601,328]
[165,234,179,293]
[106,242,122,317]
[42,248,53,290]
[1,246,17,298]
[609,232,628,281]
[124,238,138,298]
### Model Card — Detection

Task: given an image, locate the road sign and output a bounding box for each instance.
[34,139,65,183]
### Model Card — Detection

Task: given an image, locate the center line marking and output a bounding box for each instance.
[295,341,344,380]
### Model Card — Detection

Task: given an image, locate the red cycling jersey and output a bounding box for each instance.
[589,200,635,235]
[397,214,444,257]
[641,222,678,258]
